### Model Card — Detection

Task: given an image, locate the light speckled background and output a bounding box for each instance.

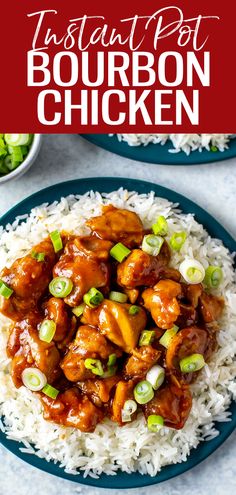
[0,134,235,495]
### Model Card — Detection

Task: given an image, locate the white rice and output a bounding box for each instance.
[0,188,235,478]
[114,134,234,155]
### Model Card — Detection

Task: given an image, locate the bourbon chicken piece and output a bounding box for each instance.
[82,300,147,353]
[78,376,120,408]
[142,280,182,329]
[60,325,121,382]
[165,326,209,373]
[199,292,225,323]
[41,387,104,432]
[111,380,135,425]
[53,236,112,307]
[86,205,144,248]
[0,238,56,321]
[125,346,161,379]
[144,383,192,429]
[117,245,180,289]
[7,314,61,388]
[44,297,76,345]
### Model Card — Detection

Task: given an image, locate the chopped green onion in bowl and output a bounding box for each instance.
[0,134,34,179]
[142,234,164,256]
[179,258,205,284]
[204,266,223,288]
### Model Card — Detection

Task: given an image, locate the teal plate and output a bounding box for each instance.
[0,178,235,489]
[81,134,236,165]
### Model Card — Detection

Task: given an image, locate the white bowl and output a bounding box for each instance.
[0,134,42,184]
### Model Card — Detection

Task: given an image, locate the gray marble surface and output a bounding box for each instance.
[0,134,235,495]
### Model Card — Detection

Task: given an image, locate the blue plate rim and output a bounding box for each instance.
[0,177,235,489]
[80,134,236,166]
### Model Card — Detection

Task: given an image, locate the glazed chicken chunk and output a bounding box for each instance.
[86,205,144,248]
[143,280,182,329]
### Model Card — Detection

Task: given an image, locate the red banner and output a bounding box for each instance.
[1,0,235,132]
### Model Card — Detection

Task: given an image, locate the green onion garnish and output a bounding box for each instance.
[22,368,47,392]
[49,277,73,298]
[103,366,117,378]
[139,330,156,346]
[109,291,128,303]
[146,365,165,390]
[142,235,164,256]
[169,232,187,251]
[4,134,31,146]
[72,303,86,317]
[210,145,218,152]
[129,305,140,315]
[147,415,164,432]
[159,325,179,349]
[50,230,63,253]
[179,259,205,284]
[179,353,205,373]
[42,384,60,399]
[152,216,168,236]
[0,280,13,299]
[83,287,104,308]
[107,354,117,367]
[84,358,104,376]
[110,243,131,263]
[204,266,223,289]
[121,399,137,422]
[134,380,154,405]
[39,320,56,343]
[31,251,45,262]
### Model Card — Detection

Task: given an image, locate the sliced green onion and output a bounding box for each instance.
[0,160,9,175]
[121,399,137,422]
[139,330,156,346]
[129,305,140,315]
[146,365,165,390]
[180,353,205,373]
[22,367,47,391]
[110,243,131,263]
[103,366,117,378]
[50,230,63,253]
[179,259,205,284]
[39,320,56,343]
[204,266,223,289]
[210,145,218,152]
[84,358,104,376]
[108,354,117,367]
[49,277,73,298]
[169,232,187,251]
[142,235,164,256]
[147,415,164,432]
[109,291,128,303]
[31,251,45,262]
[72,303,86,317]
[152,216,168,236]
[42,384,59,399]
[83,287,104,308]
[159,325,179,349]
[134,380,154,405]
[4,134,31,146]
[0,280,13,299]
